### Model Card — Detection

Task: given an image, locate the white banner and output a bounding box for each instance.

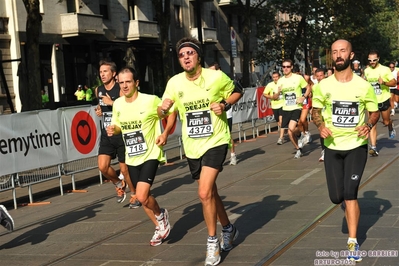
[0,110,64,175]
[231,87,258,123]
[0,106,102,176]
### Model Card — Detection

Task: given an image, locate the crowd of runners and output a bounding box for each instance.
[2,37,398,266]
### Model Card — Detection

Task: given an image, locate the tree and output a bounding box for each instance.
[22,0,42,111]
[152,0,172,83]
[255,0,399,70]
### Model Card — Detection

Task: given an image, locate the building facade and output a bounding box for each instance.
[0,0,258,113]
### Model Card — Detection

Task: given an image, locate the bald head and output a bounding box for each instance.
[331,39,352,53]
[331,39,354,71]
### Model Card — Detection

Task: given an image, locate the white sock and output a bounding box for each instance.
[114,181,123,188]
[347,237,357,244]
[231,152,236,157]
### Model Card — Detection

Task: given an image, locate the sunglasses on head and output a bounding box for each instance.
[178,50,196,58]
[368,58,379,63]
[282,65,291,68]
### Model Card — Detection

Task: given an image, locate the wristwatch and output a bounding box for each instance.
[366,123,374,130]
[220,100,232,111]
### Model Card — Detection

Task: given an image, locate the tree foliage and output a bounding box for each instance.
[255,0,399,71]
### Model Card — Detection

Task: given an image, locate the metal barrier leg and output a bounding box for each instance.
[99,171,103,185]
[28,185,33,204]
[13,188,17,210]
[71,174,76,191]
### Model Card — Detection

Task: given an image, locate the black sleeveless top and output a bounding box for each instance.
[353,69,362,77]
[97,82,120,134]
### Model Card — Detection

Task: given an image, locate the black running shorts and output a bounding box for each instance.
[98,133,126,163]
[281,109,301,128]
[127,159,159,187]
[187,144,228,180]
[324,145,367,204]
[378,98,391,112]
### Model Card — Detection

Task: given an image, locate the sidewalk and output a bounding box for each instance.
[0,116,398,266]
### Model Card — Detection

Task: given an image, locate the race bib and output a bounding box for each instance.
[285,93,297,106]
[103,112,112,129]
[332,101,359,128]
[371,82,382,95]
[124,131,148,157]
[186,110,213,138]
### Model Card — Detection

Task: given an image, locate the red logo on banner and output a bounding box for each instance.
[71,111,97,154]
[256,87,273,118]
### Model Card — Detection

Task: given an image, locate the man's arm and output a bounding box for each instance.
[311,107,324,129]
[156,111,178,146]
[383,78,396,87]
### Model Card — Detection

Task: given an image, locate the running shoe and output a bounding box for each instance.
[347,242,362,262]
[150,226,162,246]
[294,149,302,159]
[318,150,325,162]
[229,154,237,165]
[298,133,305,148]
[115,180,127,203]
[368,146,379,156]
[389,128,396,139]
[220,225,239,252]
[0,205,14,232]
[205,238,221,266]
[305,132,312,143]
[129,194,142,209]
[277,138,283,145]
[157,208,170,239]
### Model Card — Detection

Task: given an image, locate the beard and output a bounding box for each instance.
[333,57,351,71]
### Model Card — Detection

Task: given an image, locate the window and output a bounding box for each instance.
[0,17,8,34]
[174,5,182,28]
[99,0,109,20]
[66,0,76,13]
[190,2,197,28]
[228,14,232,27]
[237,16,242,33]
[128,0,135,20]
[211,11,216,28]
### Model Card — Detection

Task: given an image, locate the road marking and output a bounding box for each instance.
[291,168,322,185]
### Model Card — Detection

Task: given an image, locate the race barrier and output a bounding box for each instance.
[0,87,275,209]
[231,87,275,142]
[0,106,100,208]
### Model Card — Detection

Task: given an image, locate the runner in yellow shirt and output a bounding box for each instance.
[278,59,311,158]
[159,37,243,266]
[364,50,397,156]
[263,71,285,144]
[312,39,379,262]
[107,67,176,247]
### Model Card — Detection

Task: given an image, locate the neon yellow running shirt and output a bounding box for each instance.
[312,75,378,151]
[263,81,284,109]
[364,64,392,103]
[162,68,234,159]
[112,92,165,166]
[277,73,308,111]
